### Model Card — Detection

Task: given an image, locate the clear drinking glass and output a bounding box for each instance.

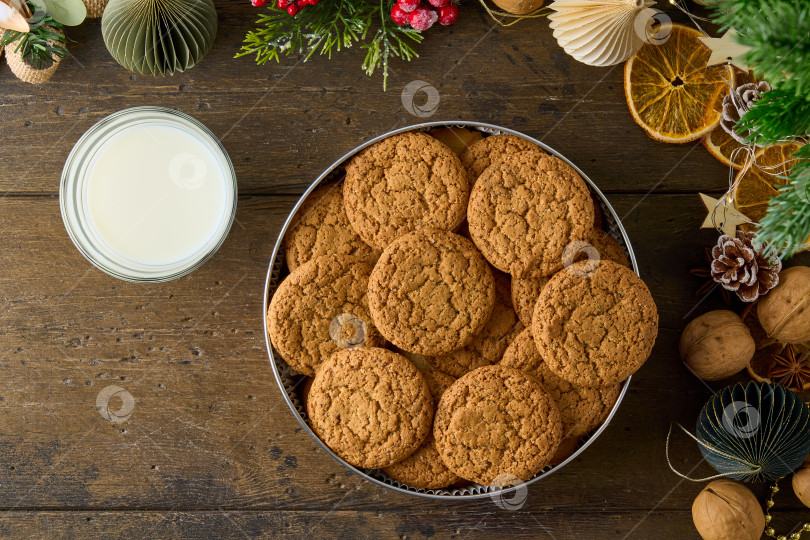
[60,106,238,282]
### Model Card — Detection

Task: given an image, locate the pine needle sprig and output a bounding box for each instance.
[758,145,810,258]
[735,89,810,147]
[237,0,422,89]
[710,0,810,258]
[362,0,422,85]
[712,0,810,100]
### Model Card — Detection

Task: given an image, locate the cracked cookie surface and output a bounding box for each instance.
[531,260,658,387]
[428,271,522,377]
[433,365,562,485]
[368,229,495,356]
[580,229,630,269]
[500,329,602,438]
[267,254,384,376]
[383,369,460,489]
[343,132,469,251]
[284,182,380,272]
[592,383,623,427]
[511,275,551,327]
[467,151,594,277]
[421,369,456,403]
[306,347,433,469]
[511,230,629,326]
[460,134,544,181]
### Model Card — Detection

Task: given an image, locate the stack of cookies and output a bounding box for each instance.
[267,128,659,491]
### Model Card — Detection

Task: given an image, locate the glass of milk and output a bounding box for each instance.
[61,107,237,282]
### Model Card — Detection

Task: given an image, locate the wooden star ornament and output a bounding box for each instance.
[698,29,752,72]
[699,193,752,236]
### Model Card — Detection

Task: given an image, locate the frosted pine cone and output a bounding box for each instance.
[720,81,772,144]
[711,231,782,302]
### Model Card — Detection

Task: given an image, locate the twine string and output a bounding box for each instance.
[667,0,712,35]
[665,423,762,482]
[477,0,548,27]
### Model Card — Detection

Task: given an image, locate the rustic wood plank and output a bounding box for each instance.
[1,508,809,539]
[2,4,808,534]
[0,4,733,196]
[0,194,807,522]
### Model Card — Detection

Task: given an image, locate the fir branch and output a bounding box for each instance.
[237,0,421,88]
[712,0,810,99]
[736,90,810,147]
[757,145,810,258]
[361,0,422,90]
[710,0,810,258]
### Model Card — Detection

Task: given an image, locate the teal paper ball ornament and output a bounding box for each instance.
[101,0,217,76]
[696,382,810,482]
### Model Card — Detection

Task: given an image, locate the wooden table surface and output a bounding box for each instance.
[1,2,808,538]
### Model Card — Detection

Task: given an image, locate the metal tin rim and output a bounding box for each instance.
[59,106,238,283]
[262,121,636,500]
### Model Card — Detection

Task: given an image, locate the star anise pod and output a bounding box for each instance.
[690,247,732,304]
[769,344,810,393]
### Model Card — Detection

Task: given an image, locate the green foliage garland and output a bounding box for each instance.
[236,0,423,89]
[711,0,810,258]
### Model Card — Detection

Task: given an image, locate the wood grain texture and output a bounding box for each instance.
[2,509,810,539]
[0,2,732,197]
[1,1,809,538]
[0,195,807,536]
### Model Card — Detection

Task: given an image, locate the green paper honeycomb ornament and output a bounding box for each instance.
[101,0,217,76]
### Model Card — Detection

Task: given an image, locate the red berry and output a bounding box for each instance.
[409,6,437,30]
[427,0,449,8]
[250,0,266,6]
[396,0,420,13]
[287,3,299,14]
[277,0,289,8]
[437,3,458,25]
[390,4,410,25]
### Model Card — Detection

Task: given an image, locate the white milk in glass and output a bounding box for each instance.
[86,123,228,266]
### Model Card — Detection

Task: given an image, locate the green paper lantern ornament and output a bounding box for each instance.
[101,0,217,76]
[695,382,810,483]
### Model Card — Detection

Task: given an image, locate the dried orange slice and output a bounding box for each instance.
[703,127,749,169]
[732,142,804,223]
[624,23,735,143]
[702,70,756,169]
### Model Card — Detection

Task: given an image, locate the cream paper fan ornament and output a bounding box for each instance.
[548,0,657,67]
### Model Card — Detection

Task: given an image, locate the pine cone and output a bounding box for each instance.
[711,231,782,302]
[720,81,772,144]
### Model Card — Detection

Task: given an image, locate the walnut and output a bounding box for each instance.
[794,465,810,509]
[757,266,810,344]
[692,480,765,540]
[679,310,755,380]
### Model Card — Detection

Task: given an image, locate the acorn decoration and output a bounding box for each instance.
[101,0,217,76]
[692,479,765,540]
[695,382,810,482]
